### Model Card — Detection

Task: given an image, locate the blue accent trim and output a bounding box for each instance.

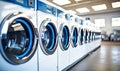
[4,0,35,8]
[57,9,63,17]
[63,26,69,48]
[57,9,70,21]
[14,18,33,58]
[47,23,55,50]
[75,18,78,23]
[65,14,69,20]
[70,15,73,18]
[37,1,57,16]
[79,19,83,25]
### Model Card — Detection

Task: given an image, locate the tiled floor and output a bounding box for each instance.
[68,41,120,71]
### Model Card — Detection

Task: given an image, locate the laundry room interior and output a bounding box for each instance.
[0,0,120,71]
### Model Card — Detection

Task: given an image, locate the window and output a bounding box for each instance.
[112,17,120,26]
[94,19,105,27]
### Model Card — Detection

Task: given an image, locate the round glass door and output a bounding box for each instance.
[93,32,95,40]
[39,21,57,55]
[71,27,78,47]
[79,29,84,45]
[59,25,70,51]
[0,13,37,64]
[85,30,88,43]
[88,31,91,42]
[91,32,94,41]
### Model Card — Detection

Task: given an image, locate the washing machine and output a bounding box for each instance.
[90,23,100,52]
[79,20,90,55]
[84,28,89,44]
[0,0,38,71]
[80,20,86,46]
[84,21,95,53]
[87,22,93,43]
[91,24,95,42]
[86,24,94,51]
[76,18,88,59]
[69,15,79,65]
[85,24,94,52]
[74,16,86,59]
[57,9,70,71]
[78,19,84,45]
[88,30,92,43]
[79,27,84,45]
[88,24,99,51]
[37,0,58,71]
[94,27,101,48]
[92,27,97,49]
[82,22,86,45]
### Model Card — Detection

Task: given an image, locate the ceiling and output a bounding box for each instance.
[47,0,120,16]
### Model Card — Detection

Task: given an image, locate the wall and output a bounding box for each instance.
[81,11,120,35]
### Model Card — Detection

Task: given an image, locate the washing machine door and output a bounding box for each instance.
[88,31,91,42]
[79,28,84,45]
[0,12,38,64]
[71,26,78,47]
[59,24,70,51]
[91,32,94,41]
[85,29,88,43]
[90,31,93,41]
[39,18,57,55]
[92,32,95,40]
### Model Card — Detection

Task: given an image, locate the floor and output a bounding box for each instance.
[68,41,120,71]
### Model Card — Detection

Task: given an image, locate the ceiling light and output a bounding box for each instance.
[68,10,76,14]
[112,1,120,8]
[76,7,90,13]
[53,0,71,5]
[92,4,107,11]
[75,0,82,2]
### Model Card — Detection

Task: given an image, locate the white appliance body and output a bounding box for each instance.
[76,18,87,61]
[0,1,38,71]
[69,15,79,65]
[57,10,70,71]
[37,0,58,71]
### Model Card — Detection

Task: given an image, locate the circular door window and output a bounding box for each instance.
[85,30,88,43]
[39,21,57,55]
[0,13,37,64]
[88,31,91,42]
[71,27,78,47]
[79,29,84,45]
[91,32,94,41]
[59,25,70,51]
[92,32,95,40]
